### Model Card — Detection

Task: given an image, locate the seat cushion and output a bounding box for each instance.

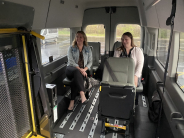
[93,66,98,72]
[63,77,72,85]
[136,82,143,93]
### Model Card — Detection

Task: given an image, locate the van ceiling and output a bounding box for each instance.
[4,0,184,32]
[4,0,136,29]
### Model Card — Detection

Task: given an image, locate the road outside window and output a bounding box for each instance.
[40,28,70,64]
[177,33,184,91]
[85,25,105,54]
[116,24,141,47]
[157,29,170,67]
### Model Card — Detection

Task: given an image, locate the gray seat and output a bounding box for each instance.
[99,57,136,136]
[99,57,136,119]
[101,57,135,87]
[88,42,101,72]
[113,41,121,55]
[113,41,144,93]
[63,77,72,86]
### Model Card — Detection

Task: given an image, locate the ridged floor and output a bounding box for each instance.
[53,86,151,138]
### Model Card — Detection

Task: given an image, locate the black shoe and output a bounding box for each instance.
[67,109,73,114]
[82,99,88,105]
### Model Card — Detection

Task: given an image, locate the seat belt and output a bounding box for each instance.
[104,59,118,82]
[155,1,176,138]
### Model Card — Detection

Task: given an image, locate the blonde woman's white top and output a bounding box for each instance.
[114,47,144,78]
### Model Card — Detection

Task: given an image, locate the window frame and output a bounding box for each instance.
[156,29,171,68]
[115,24,141,47]
[176,32,184,92]
[85,24,106,55]
[40,28,71,65]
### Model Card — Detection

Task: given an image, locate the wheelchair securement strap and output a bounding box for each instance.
[104,60,118,82]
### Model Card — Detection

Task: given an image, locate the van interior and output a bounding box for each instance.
[0,0,184,138]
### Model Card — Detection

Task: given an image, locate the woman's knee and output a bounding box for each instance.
[73,68,81,75]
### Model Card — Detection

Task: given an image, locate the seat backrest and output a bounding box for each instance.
[102,57,135,85]
[113,41,121,52]
[88,42,100,66]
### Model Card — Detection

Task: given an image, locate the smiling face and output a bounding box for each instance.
[121,35,132,48]
[76,33,84,46]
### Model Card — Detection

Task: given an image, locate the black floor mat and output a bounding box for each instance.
[53,86,135,138]
[53,88,159,138]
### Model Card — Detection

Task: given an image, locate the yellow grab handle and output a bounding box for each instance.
[105,123,126,130]
[0,28,45,40]
[30,31,45,40]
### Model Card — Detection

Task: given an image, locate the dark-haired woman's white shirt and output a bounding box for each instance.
[114,47,144,78]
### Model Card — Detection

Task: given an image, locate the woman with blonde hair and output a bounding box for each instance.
[66,31,92,112]
[114,32,144,87]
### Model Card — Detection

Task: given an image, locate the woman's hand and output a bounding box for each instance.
[80,68,86,73]
[79,69,87,77]
[77,67,87,77]
[81,71,87,77]
[134,75,138,87]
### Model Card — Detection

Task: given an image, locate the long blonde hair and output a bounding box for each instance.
[117,32,137,51]
[72,31,88,47]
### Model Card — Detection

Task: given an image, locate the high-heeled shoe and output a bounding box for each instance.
[81,99,88,105]
[67,109,73,114]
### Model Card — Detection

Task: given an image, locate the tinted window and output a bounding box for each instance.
[177,32,184,91]
[157,29,170,67]
[85,24,105,54]
[48,29,57,33]
[40,28,70,64]
[116,24,141,47]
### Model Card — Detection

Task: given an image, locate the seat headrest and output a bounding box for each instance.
[102,57,135,85]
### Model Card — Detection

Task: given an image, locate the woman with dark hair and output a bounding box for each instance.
[66,31,92,112]
[114,32,144,87]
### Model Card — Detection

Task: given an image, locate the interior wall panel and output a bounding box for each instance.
[46,0,84,28]
[155,0,172,30]
[173,0,184,32]
[84,0,136,9]
[145,6,159,28]
[5,0,50,29]
[82,8,110,51]
[111,7,140,50]
[135,0,147,26]
[141,0,159,28]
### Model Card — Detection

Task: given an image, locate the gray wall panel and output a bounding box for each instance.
[46,0,84,28]
[155,0,172,30]
[82,8,110,52]
[5,0,50,29]
[111,7,140,50]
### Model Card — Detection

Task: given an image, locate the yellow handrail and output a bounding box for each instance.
[30,31,45,40]
[0,28,45,40]
[22,35,37,134]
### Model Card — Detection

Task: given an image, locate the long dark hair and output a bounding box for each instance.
[117,32,137,51]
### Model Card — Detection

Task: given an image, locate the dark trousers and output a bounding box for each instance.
[66,66,85,100]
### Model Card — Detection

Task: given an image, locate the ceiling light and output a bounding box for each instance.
[146,0,161,10]
[152,0,161,6]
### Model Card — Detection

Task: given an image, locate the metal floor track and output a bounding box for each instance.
[53,86,135,138]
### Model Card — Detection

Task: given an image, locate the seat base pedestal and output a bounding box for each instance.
[101,118,130,138]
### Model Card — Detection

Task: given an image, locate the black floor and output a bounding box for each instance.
[53,87,156,138]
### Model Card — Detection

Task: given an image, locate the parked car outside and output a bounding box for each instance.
[41,29,58,47]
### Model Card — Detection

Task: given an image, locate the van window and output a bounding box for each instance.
[40,28,70,64]
[48,29,57,33]
[157,29,171,67]
[177,32,184,91]
[116,24,141,47]
[85,24,105,54]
